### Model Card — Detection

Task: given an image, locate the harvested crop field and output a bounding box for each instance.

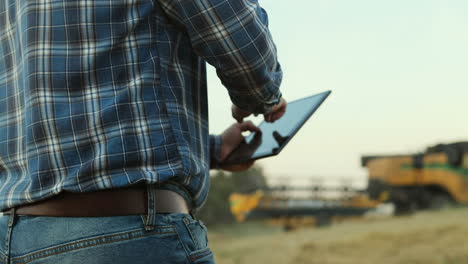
[208,208,468,264]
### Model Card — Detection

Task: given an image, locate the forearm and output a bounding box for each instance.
[158,0,283,114]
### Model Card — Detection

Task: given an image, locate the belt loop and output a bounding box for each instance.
[5,208,16,264]
[144,185,157,231]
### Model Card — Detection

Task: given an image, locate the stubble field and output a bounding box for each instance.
[208,208,468,264]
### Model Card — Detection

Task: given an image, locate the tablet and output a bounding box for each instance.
[221,90,331,165]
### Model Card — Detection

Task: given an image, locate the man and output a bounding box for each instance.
[0,0,285,263]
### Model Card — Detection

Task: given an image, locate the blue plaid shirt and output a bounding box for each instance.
[0,0,282,211]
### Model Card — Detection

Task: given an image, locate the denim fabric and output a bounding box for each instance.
[0,212,214,264]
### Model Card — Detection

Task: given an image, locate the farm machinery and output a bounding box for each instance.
[362,141,468,214]
[229,184,386,230]
[228,141,468,228]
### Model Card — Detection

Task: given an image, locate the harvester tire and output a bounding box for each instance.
[394,200,417,215]
[429,193,453,210]
[444,146,462,167]
[367,179,387,200]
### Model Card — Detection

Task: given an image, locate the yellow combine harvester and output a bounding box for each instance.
[228,141,468,228]
[362,142,468,214]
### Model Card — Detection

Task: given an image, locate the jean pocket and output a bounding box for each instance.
[182,217,208,250]
[176,216,214,263]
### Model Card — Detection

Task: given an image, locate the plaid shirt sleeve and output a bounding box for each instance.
[209,135,223,164]
[158,0,283,114]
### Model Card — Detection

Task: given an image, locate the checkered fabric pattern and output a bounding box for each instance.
[0,0,282,211]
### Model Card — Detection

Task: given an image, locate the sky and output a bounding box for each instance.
[206,0,468,186]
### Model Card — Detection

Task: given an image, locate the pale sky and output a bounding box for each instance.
[207,0,468,185]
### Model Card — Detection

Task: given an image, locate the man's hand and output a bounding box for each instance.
[264,98,287,123]
[231,98,287,123]
[231,105,251,123]
[217,121,260,172]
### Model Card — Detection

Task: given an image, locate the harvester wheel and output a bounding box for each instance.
[367,179,387,200]
[444,146,462,167]
[429,194,453,210]
[394,200,417,215]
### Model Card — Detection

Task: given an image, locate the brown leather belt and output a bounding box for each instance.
[3,187,190,217]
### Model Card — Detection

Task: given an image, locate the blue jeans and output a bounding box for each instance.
[0,190,215,264]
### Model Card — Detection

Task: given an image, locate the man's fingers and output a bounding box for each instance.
[231,104,252,123]
[273,110,285,121]
[232,111,243,123]
[238,120,261,133]
[264,98,287,123]
[233,115,243,123]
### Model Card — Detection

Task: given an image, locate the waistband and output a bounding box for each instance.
[1,186,191,217]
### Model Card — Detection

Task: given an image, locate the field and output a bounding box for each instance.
[208,207,468,264]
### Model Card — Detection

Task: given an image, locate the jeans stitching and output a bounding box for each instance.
[189,248,212,262]
[173,222,193,264]
[183,218,200,250]
[0,250,7,264]
[145,186,156,230]
[11,227,176,264]
[5,208,16,264]
[176,218,213,264]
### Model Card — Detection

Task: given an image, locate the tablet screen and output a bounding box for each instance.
[222,90,331,165]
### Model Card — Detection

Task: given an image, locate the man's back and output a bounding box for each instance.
[0,1,284,263]
[1,0,210,210]
[0,0,282,211]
